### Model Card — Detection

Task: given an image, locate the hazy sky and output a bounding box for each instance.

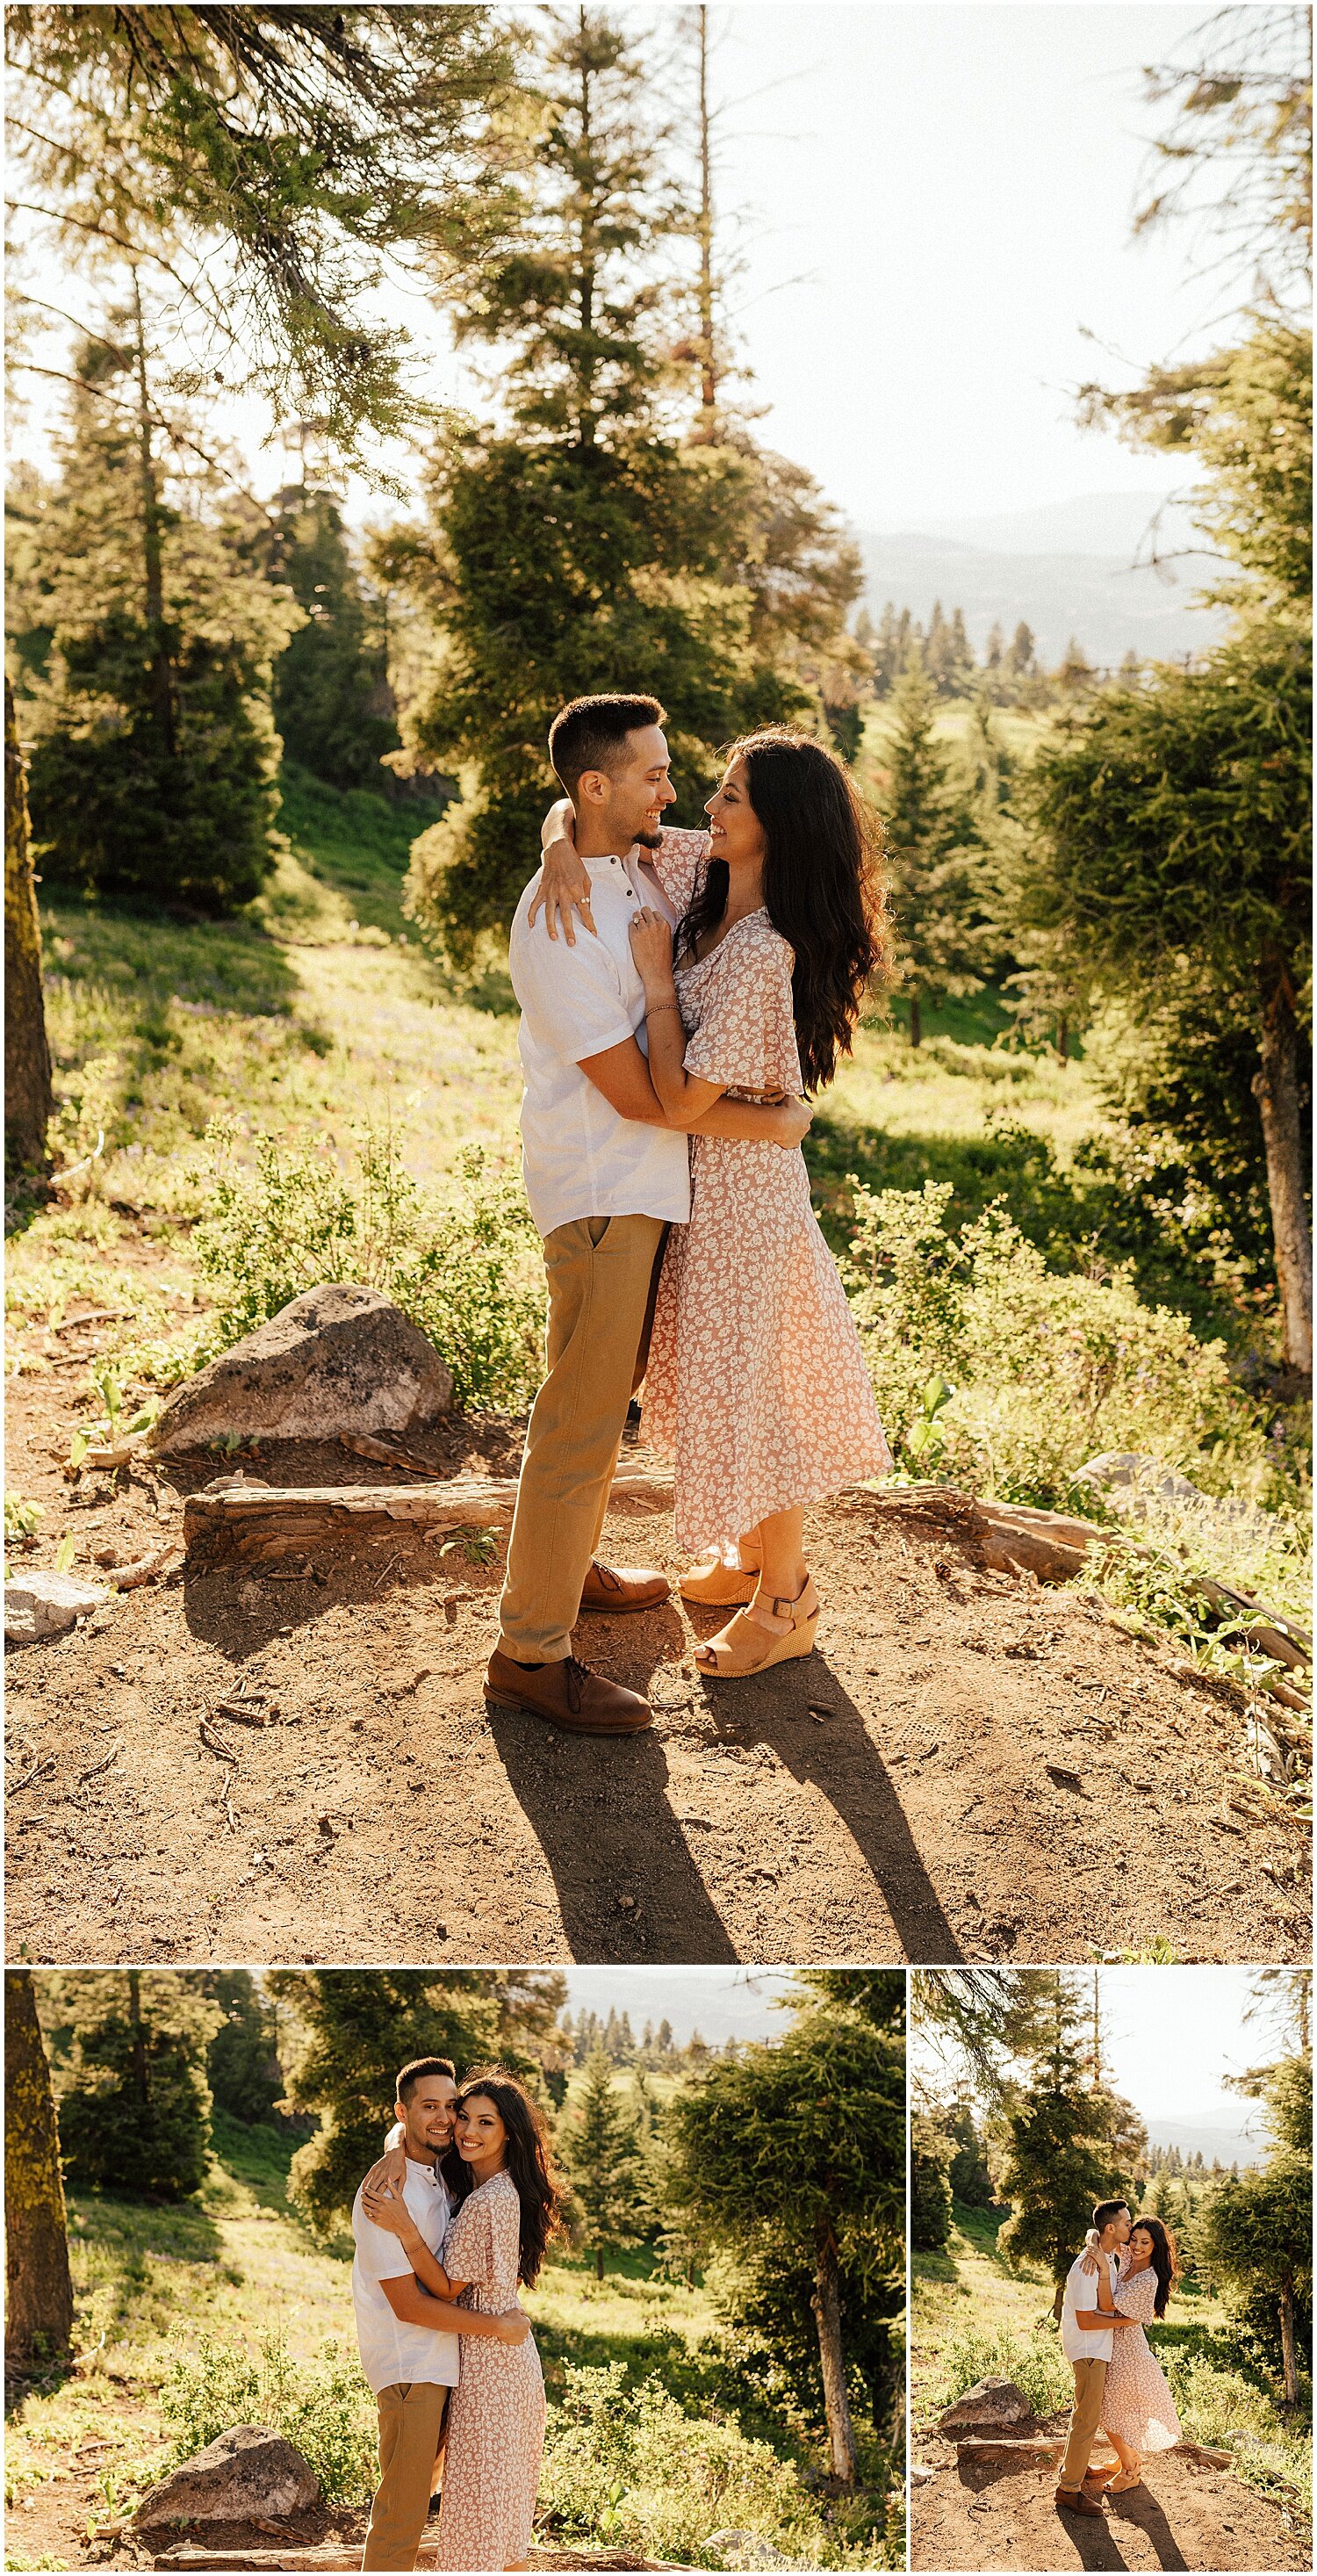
[11,2,1218,536]
[696,1,1213,527]
[913,1968,1283,2139]
[562,1966,799,2046]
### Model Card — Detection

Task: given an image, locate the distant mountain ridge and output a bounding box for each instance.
[856,488,1231,669]
[1146,2118,1266,2170]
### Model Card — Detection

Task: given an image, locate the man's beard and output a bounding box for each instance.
[633,825,662,848]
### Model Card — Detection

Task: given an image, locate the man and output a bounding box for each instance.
[1054,2197,1138,2520]
[351,2057,529,2572]
[485,692,812,1736]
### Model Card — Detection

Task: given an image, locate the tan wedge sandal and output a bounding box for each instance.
[680,1545,762,1608]
[694,1577,820,1679]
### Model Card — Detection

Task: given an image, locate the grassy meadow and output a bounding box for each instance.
[912,2201,1312,2518]
[4,2103,899,2572]
[8,756,1312,1675]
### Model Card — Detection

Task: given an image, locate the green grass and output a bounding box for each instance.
[912,2201,1311,2513]
[6,2121,899,2568]
[11,766,1309,1725]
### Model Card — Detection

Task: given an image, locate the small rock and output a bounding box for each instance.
[153,1283,453,1454]
[910,2462,938,2486]
[706,2532,795,2572]
[133,2425,318,2529]
[5,1570,109,1642]
[318,1815,335,1836]
[939,2377,1036,2435]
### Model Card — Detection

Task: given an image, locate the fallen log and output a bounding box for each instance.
[863,1483,1311,1678]
[184,1468,675,1570]
[154,2547,690,2572]
[181,1468,1311,1707]
[955,2434,1064,2465]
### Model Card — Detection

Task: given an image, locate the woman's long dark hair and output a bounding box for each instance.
[1131,2215,1179,2318]
[440,2067,560,2289]
[676,727,891,1093]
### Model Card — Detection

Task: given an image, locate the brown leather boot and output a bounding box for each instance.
[485,1649,653,1735]
[1054,2487,1105,2517]
[579,1560,671,1614]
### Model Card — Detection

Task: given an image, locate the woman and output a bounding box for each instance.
[536,728,893,1679]
[363,2069,560,2572]
[1085,2218,1182,2495]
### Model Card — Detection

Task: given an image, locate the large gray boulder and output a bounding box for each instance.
[133,2424,318,2527]
[938,2377,1036,2435]
[153,1284,452,1455]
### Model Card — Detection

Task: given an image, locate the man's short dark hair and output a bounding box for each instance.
[1092,2198,1130,2233]
[548,693,666,796]
[397,2056,457,2105]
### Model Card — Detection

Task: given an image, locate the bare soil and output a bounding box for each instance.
[7,1293,1308,1967]
[910,2418,1310,2572]
[8,2473,680,2572]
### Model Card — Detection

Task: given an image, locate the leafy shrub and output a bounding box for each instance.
[1166,2348,1312,2511]
[159,2331,377,2504]
[842,1180,1259,1510]
[190,1121,543,1411]
[927,2323,1073,2422]
[538,2361,854,2567]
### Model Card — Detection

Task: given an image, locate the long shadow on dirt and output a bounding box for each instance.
[694,1650,964,1963]
[487,1692,740,1965]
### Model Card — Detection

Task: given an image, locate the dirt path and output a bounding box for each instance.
[7,1297,1308,1965]
[910,2420,1310,2572]
[9,2475,684,2572]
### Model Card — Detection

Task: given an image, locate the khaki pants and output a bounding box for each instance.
[362,2380,449,2571]
[498,1214,667,1664]
[1057,2356,1108,2492]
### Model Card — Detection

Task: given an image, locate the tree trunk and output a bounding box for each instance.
[695,4,717,422]
[1253,964,1313,1375]
[4,1971,74,2366]
[1055,1014,1069,1063]
[594,2244,604,2283]
[4,679,53,1174]
[127,1969,149,2106]
[1278,2282,1298,2403]
[131,272,176,757]
[909,988,922,1049]
[810,2226,858,2484]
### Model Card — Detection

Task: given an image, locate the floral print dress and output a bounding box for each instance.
[434,2170,545,2571]
[1102,2261,1182,2454]
[640,826,892,1555]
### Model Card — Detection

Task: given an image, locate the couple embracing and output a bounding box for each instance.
[485,693,893,1735]
[1056,2196,1183,2521]
[350,2057,559,2571]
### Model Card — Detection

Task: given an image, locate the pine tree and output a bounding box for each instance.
[192,1970,284,2127]
[5,1971,73,2364]
[47,1970,222,2203]
[878,646,992,1043]
[665,1985,905,2484]
[996,1980,1137,2310]
[12,311,301,911]
[910,2111,954,2249]
[563,2046,644,2279]
[269,1968,564,2231]
[656,2018,674,2057]
[267,487,399,791]
[381,6,808,958]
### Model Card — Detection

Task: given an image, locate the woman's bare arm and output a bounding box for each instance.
[628,908,724,1122]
